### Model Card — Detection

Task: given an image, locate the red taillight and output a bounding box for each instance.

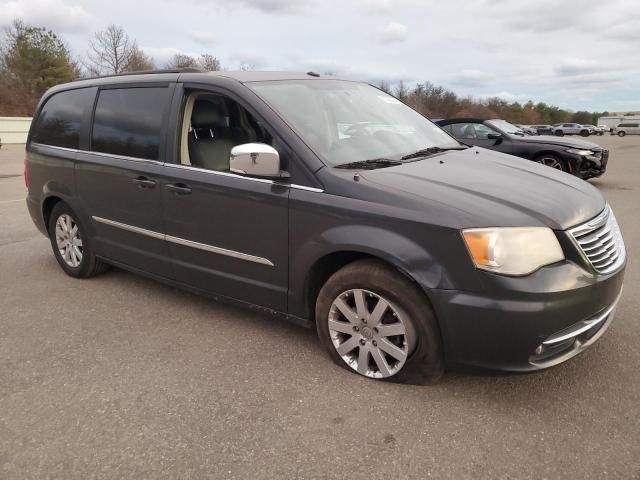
[24,151,30,189]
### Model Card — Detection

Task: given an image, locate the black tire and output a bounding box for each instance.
[48,202,109,278]
[618,131,626,137]
[315,259,444,384]
[534,154,567,172]
[580,130,589,137]
[555,130,564,136]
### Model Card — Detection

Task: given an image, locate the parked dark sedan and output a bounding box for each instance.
[436,118,608,179]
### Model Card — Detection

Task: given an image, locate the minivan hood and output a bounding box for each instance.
[518,135,603,150]
[361,147,605,230]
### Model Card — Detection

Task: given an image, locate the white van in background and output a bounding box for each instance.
[613,122,640,137]
[598,115,640,133]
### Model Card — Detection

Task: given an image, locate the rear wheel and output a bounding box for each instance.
[48,202,109,278]
[316,259,444,384]
[618,131,626,137]
[534,154,566,172]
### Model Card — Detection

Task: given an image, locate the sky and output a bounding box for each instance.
[1,0,639,112]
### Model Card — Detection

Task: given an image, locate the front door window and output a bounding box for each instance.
[180,92,273,171]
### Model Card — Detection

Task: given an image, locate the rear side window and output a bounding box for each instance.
[31,88,92,149]
[91,87,171,160]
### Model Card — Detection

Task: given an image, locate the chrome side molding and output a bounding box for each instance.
[92,216,274,267]
[92,217,164,240]
[165,235,274,266]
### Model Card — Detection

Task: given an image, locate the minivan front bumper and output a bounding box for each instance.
[528,288,621,368]
[429,262,625,371]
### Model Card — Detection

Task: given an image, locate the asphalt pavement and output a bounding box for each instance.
[0,137,638,479]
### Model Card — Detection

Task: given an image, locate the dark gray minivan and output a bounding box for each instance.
[26,70,626,383]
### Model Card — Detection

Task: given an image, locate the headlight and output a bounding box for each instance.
[566,148,595,156]
[462,227,564,275]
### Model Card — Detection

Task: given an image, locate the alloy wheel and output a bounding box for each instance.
[55,214,83,267]
[328,289,416,379]
[536,157,563,170]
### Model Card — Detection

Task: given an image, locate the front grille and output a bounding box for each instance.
[568,206,625,274]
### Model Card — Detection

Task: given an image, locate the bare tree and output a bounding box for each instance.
[199,54,221,72]
[125,47,154,72]
[86,25,137,75]
[378,81,391,94]
[166,53,221,71]
[166,53,198,69]
[393,80,408,101]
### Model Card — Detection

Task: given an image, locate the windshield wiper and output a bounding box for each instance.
[335,158,402,170]
[400,145,468,161]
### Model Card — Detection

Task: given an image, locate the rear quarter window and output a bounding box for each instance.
[31,88,93,149]
[91,87,171,161]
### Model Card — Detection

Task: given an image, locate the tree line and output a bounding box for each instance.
[0,21,221,116]
[379,80,610,126]
[1,19,610,124]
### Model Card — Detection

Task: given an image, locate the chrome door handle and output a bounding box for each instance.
[132,177,157,189]
[165,183,192,195]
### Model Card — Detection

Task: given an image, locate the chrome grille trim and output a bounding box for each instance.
[568,206,626,274]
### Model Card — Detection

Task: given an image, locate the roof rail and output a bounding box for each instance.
[77,68,206,81]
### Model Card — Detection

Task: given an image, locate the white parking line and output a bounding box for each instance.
[0,199,24,204]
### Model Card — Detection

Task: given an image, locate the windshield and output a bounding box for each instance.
[249,80,461,167]
[487,119,525,136]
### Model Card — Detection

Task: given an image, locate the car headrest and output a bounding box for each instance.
[191,100,225,129]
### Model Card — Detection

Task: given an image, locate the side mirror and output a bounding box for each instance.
[229,143,287,178]
[486,132,502,140]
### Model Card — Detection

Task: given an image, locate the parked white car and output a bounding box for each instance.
[515,124,537,135]
[613,122,640,137]
[552,123,592,137]
[583,125,605,136]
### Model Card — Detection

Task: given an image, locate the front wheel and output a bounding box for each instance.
[48,202,109,278]
[315,259,444,384]
[618,131,626,137]
[580,130,590,137]
[555,130,564,136]
[534,154,567,172]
